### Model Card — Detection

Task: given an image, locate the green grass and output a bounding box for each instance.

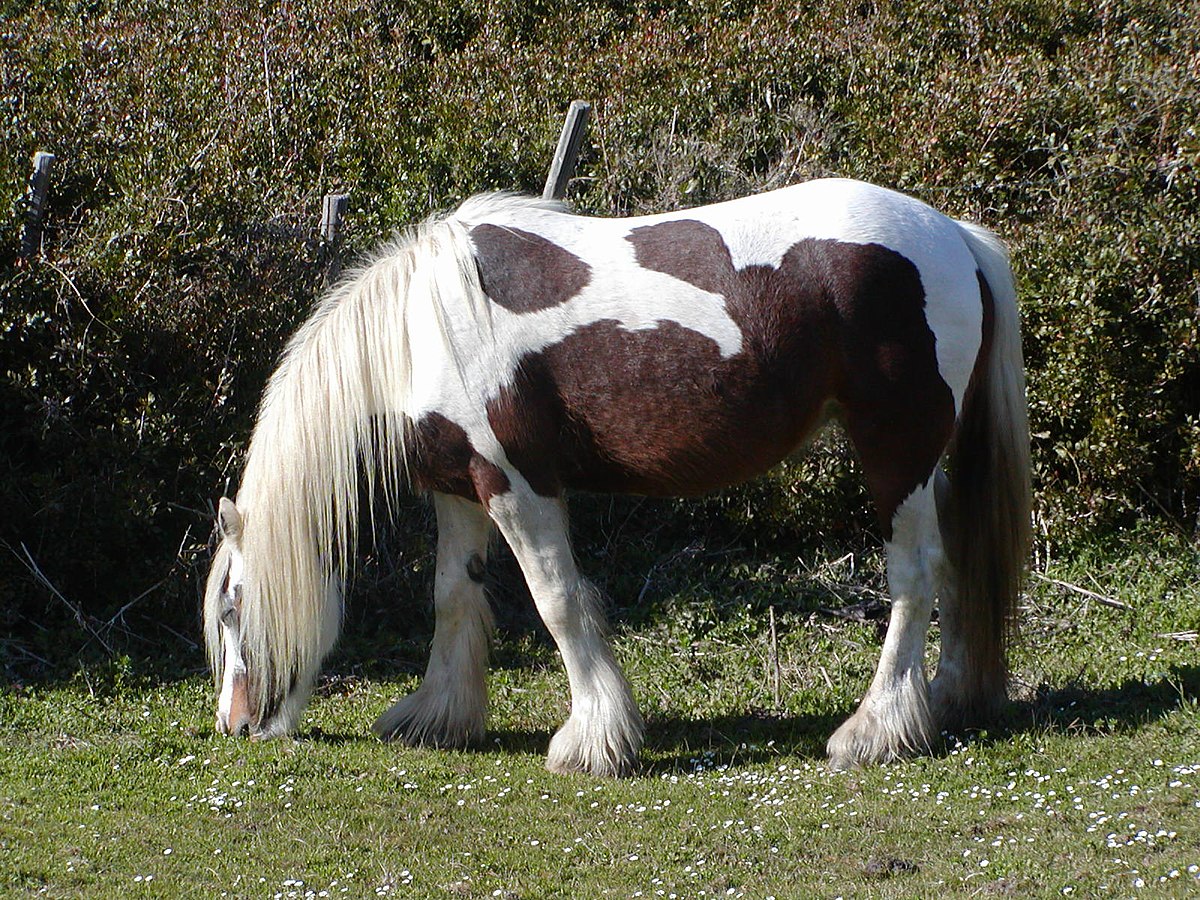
[3,527,1198,898]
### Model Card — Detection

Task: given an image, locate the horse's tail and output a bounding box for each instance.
[942,221,1032,720]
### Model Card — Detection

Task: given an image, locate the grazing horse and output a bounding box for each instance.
[203,178,1031,775]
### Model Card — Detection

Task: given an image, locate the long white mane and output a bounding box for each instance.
[219,194,561,715]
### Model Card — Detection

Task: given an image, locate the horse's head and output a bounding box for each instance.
[205,497,305,740]
[204,498,257,736]
[204,497,333,739]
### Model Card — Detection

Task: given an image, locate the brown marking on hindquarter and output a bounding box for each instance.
[630,220,958,535]
[470,224,592,312]
[408,412,510,504]
[826,245,957,536]
[487,218,957,539]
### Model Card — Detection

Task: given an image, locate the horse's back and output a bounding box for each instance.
[438,181,989,506]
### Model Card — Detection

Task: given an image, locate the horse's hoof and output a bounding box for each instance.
[545,711,643,778]
[826,690,934,769]
[372,692,484,749]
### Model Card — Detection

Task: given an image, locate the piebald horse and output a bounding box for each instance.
[204,178,1031,775]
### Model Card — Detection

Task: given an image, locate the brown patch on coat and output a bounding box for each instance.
[627,219,734,296]
[486,220,959,538]
[486,317,832,498]
[470,224,591,312]
[408,412,510,504]
[468,454,511,504]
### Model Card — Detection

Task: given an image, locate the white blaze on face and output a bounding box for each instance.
[215,548,252,735]
[217,631,249,733]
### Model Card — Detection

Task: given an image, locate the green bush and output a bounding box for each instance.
[1,0,1196,659]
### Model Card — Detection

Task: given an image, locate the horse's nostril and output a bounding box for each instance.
[217,712,253,737]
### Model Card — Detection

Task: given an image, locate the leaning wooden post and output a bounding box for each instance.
[20,151,55,259]
[542,100,591,201]
[320,192,350,283]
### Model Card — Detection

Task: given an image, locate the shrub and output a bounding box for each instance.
[1,0,1196,660]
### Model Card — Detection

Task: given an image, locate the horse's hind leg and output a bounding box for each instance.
[928,467,970,728]
[374,493,494,747]
[826,480,943,768]
[487,487,643,777]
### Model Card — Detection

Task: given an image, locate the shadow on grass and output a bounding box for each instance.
[260,665,1197,780]
[484,713,840,774]
[535,663,1198,773]
[635,664,1199,774]
[643,710,839,773]
[1000,663,1200,739]
[290,717,835,774]
[643,665,1198,773]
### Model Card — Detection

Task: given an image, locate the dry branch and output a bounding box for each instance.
[7,542,113,653]
[1032,572,1133,611]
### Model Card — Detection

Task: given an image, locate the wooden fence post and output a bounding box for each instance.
[542,101,591,201]
[321,193,350,243]
[20,151,55,259]
[321,192,350,283]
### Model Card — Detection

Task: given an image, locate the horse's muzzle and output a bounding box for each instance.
[216,672,253,736]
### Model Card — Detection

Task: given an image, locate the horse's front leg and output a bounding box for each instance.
[827,482,942,768]
[374,492,494,747]
[487,487,644,777]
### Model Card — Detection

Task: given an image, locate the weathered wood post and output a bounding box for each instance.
[320,192,350,283]
[543,101,591,201]
[20,151,55,259]
[321,193,350,243]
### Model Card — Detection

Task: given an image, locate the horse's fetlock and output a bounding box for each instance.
[827,674,935,768]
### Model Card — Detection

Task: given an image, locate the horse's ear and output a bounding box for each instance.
[217,497,244,546]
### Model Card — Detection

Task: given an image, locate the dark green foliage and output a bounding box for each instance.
[1,0,1196,660]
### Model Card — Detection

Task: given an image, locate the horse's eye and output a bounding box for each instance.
[220,601,240,628]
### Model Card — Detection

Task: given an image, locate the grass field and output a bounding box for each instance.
[3,525,1198,898]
